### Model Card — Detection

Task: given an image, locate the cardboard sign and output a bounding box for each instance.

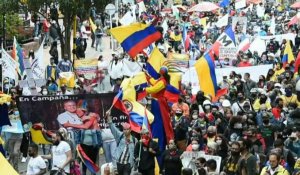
[181,151,222,173]
[219,47,237,60]
[232,17,247,34]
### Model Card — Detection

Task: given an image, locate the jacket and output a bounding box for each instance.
[134,139,159,170]
[109,122,136,167]
[260,165,289,175]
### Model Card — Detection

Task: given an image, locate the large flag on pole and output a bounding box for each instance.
[110,23,162,58]
[12,37,25,76]
[282,40,295,67]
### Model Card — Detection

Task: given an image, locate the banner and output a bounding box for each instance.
[120,11,136,26]
[74,59,98,79]
[181,151,222,173]
[219,47,237,60]
[16,93,128,130]
[235,0,246,9]
[215,14,229,28]
[232,17,247,34]
[183,64,273,94]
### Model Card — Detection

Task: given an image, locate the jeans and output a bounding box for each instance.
[117,163,131,175]
[102,140,117,166]
[8,138,22,171]
[95,38,102,51]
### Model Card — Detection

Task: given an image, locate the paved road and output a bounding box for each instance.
[17,35,115,175]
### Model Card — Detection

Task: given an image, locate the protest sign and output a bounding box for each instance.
[219,47,237,59]
[232,17,247,34]
[74,59,98,79]
[181,151,222,173]
[16,93,128,130]
[182,64,273,94]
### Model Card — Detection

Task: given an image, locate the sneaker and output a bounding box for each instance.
[21,157,27,163]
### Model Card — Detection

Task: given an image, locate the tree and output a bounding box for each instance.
[24,0,111,59]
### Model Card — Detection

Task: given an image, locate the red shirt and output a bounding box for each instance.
[238,61,252,67]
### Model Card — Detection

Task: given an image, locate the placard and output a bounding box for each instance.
[219,47,237,60]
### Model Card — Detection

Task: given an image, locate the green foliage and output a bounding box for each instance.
[0,13,23,39]
[0,0,20,13]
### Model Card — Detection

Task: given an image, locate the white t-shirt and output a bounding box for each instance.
[26,156,47,175]
[57,111,83,125]
[80,25,88,39]
[52,141,71,173]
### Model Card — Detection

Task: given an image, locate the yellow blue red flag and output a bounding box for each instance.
[110,23,161,58]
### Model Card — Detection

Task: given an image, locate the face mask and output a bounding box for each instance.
[263,119,269,124]
[234,123,243,129]
[216,140,222,145]
[231,151,240,156]
[192,144,199,150]
[285,89,292,97]
[14,111,19,116]
[192,115,198,120]
[237,96,244,102]
[176,113,182,117]
[207,132,215,138]
[204,105,211,110]
[53,140,60,146]
[260,97,267,103]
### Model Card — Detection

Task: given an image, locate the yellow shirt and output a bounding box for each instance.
[253,99,272,112]
[280,94,297,107]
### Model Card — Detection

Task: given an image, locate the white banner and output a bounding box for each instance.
[249,37,266,56]
[259,33,296,45]
[235,0,246,9]
[182,64,273,94]
[31,40,45,79]
[181,151,222,173]
[120,11,136,26]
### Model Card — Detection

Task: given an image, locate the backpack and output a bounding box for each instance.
[117,133,136,147]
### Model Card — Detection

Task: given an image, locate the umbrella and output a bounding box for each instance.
[247,0,262,4]
[291,2,300,9]
[188,2,220,12]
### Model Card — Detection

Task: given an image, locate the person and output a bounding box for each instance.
[260,152,289,175]
[172,108,189,151]
[42,131,72,175]
[80,21,88,51]
[161,139,183,175]
[106,111,137,175]
[207,159,218,175]
[26,143,47,175]
[237,138,258,175]
[49,41,58,64]
[134,129,160,175]
[46,57,57,80]
[95,25,104,51]
[172,95,190,118]
[43,18,51,47]
[222,141,241,175]
[56,57,73,77]
[57,100,83,127]
[243,73,257,99]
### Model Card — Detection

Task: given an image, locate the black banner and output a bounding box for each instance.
[16,93,128,130]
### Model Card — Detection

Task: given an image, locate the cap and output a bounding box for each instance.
[222,100,231,107]
[122,122,131,129]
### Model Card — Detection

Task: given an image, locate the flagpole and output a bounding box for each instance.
[1,42,3,92]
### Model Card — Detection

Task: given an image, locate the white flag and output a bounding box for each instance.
[235,0,246,9]
[1,49,17,80]
[215,14,229,28]
[120,11,136,26]
[270,16,276,35]
[31,40,45,79]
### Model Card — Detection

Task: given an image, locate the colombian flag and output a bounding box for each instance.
[146,47,166,79]
[77,145,100,174]
[130,72,148,101]
[128,101,152,134]
[195,53,218,97]
[165,73,181,103]
[112,90,129,116]
[110,23,162,58]
[282,40,295,67]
